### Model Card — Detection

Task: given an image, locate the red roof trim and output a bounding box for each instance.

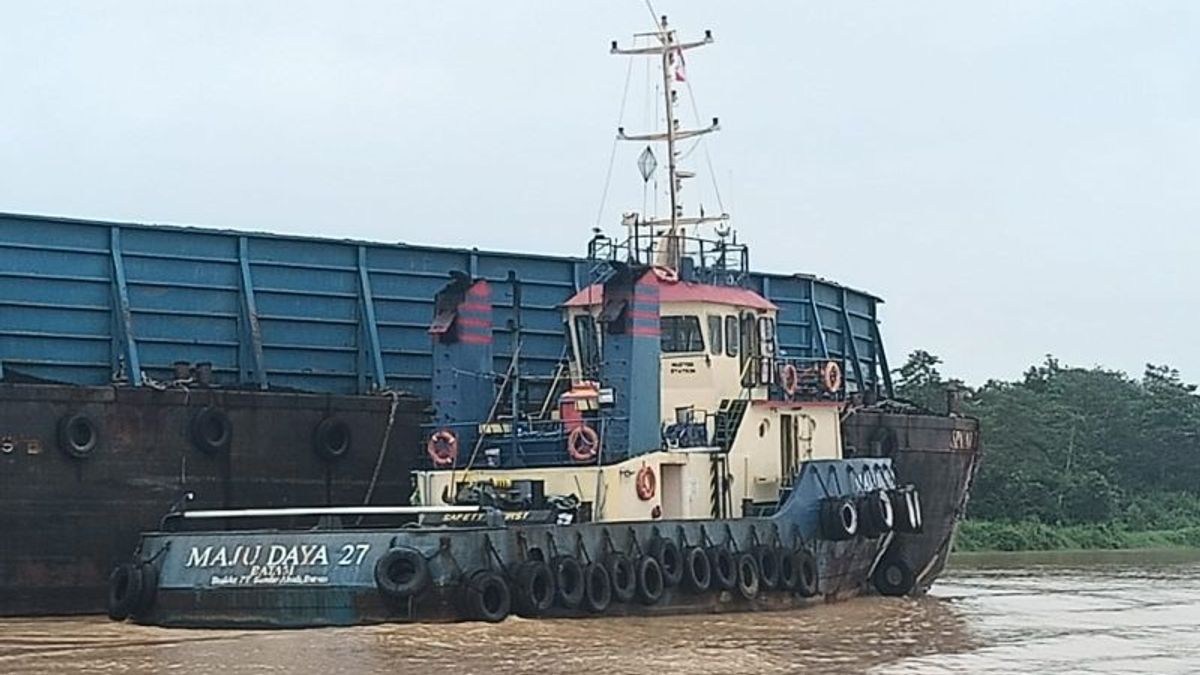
[563,282,776,311]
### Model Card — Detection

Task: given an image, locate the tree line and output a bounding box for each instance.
[894,350,1200,530]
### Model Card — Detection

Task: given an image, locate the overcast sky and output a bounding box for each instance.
[2,1,1197,385]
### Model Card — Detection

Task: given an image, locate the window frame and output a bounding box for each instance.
[707,315,724,356]
[660,315,705,354]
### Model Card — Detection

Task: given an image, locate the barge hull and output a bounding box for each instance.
[0,383,425,616]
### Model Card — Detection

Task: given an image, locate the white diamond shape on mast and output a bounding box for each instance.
[637,146,657,183]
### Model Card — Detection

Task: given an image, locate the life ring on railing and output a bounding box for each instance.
[651,265,679,283]
[821,361,843,393]
[426,429,459,467]
[635,465,657,501]
[567,425,600,462]
[779,363,799,396]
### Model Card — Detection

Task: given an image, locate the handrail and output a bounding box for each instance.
[170,505,482,520]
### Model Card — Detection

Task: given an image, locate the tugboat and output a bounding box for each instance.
[105,15,953,628]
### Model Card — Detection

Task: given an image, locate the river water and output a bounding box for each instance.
[2,549,1198,674]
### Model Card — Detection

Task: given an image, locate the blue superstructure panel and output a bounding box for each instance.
[0,213,889,397]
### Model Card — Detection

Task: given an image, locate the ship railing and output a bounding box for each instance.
[744,355,848,401]
[160,495,504,530]
[586,228,749,287]
[420,414,630,469]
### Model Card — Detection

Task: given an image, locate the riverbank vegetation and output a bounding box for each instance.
[893,351,1200,551]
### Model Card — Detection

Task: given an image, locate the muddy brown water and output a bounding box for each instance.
[2,549,1198,674]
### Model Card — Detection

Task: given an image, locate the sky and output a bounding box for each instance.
[1,1,1197,386]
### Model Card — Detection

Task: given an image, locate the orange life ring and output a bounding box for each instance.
[822,361,843,393]
[651,265,679,283]
[779,363,799,396]
[567,424,600,462]
[426,429,459,467]
[635,465,656,501]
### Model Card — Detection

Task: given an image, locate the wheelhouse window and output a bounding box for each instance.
[724,316,739,357]
[707,315,723,355]
[573,315,600,377]
[661,315,704,353]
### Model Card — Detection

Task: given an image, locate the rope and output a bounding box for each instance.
[361,389,401,507]
[594,55,636,230]
[683,80,726,214]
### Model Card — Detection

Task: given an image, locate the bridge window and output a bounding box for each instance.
[707,315,723,355]
[573,315,600,377]
[725,315,739,357]
[661,315,704,353]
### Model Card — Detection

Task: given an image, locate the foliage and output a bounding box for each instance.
[892,351,1200,549]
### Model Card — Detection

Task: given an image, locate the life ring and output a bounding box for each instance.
[821,361,843,393]
[779,363,799,396]
[426,429,459,467]
[567,425,600,462]
[651,265,679,283]
[635,465,657,501]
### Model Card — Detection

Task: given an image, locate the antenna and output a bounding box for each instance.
[611,15,726,272]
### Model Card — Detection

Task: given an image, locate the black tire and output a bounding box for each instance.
[683,546,711,592]
[312,416,352,461]
[794,549,819,598]
[861,489,895,537]
[107,563,143,621]
[461,570,510,622]
[190,407,232,454]
[753,545,781,591]
[374,547,430,599]
[873,553,915,596]
[551,556,585,609]
[512,560,556,616]
[136,562,159,616]
[909,489,924,533]
[707,546,737,591]
[778,547,799,591]
[648,537,684,588]
[635,556,664,605]
[58,413,99,460]
[606,553,637,603]
[889,486,922,534]
[583,562,612,613]
[735,553,760,600]
[820,497,858,540]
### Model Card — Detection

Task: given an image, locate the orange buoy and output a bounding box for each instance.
[635,465,657,501]
[822,361,843,393]
[567,425,601,462]
[426,429,459,467]
[779,363,799,396]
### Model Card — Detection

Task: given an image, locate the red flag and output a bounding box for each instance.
[673,47,687,82]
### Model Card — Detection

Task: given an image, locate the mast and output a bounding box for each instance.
[612,15,724,272]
